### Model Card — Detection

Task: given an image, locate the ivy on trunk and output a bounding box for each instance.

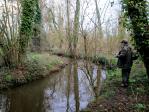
[19,0,41,63]
[122,0,149,77]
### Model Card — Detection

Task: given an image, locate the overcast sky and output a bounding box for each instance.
[45,0,121,33]
[79,0,121,33]
[0,0,122,35]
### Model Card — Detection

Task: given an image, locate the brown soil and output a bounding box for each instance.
[87,85,149,112]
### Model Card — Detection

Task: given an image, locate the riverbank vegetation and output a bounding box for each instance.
[83,60,149,112]
[0,53,66,90]
[0,0,149,111]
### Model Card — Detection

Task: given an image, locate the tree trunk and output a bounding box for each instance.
[72,0,80,58]
[83,35,87,58]
[144,59,149,77]
[19,0,36,63]
[94,0,103,38]
[66,0,73,55]
[125,0,149,77]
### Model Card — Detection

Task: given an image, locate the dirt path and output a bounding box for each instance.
[87,85,149,112]
[85,62,149,112]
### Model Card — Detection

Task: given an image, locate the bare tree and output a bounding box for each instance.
[0,0,20,67]
[94,0,103,38]
[72,0,80,57]
[66,0,73,55]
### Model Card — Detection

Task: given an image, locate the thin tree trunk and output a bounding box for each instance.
[94,0,103,38]
[66,0,73,55]
[83,34,87,58]
[72,0,80,58]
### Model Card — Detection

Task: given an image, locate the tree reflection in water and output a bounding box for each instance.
[0,94,9,112]
[80,61,103,99]
[73,60,80,112]
[0,60,105,112]
[66,60,71,112]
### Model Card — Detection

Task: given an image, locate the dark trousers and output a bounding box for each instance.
[122,68,131,86]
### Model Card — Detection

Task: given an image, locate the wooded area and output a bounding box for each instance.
[0,0,149,112]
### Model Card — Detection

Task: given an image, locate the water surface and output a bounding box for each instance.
[0,60,105,112]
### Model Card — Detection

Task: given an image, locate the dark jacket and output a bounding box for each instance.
[117,46,136,69]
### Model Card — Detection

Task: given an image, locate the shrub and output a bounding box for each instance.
[4,73,13,82]
[93,55,109,66]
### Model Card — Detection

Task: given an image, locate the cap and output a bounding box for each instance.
[120,40,128,44]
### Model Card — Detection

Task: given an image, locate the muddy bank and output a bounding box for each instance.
[0,54,68,90]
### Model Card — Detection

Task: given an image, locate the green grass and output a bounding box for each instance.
[134,103,146,111]
[86,59,149,112]
[0,52,66,89]
[4,73,13,82]
[27,53,64,70]
[24,53,65,81]
[102,90,116,98]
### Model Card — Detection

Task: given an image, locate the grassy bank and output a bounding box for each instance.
[83,60,149,112]
[0,53,68,90]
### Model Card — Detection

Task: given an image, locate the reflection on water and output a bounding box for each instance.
[73,61,80,112]
[0,94,9,112]
[0,60,106,112]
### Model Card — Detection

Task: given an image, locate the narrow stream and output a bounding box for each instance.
[0,60,106,112]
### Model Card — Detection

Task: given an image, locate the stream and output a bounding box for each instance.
[0,60,106,112]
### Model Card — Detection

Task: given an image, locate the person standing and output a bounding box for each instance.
[116,40,137,87]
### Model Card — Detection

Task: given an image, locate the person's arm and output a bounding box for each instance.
[116,49,127,58]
